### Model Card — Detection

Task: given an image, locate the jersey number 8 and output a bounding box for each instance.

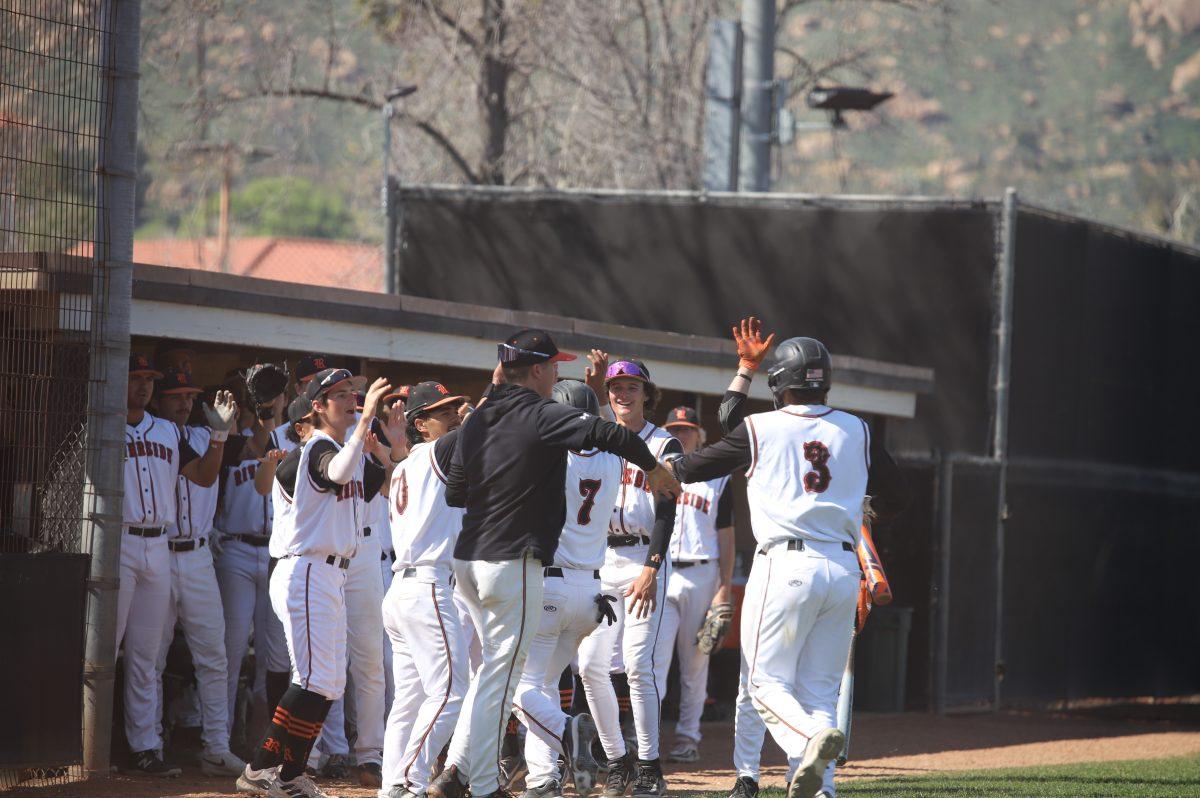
[803,441,832,494]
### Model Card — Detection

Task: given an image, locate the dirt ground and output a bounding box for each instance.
[9,711,1200,797]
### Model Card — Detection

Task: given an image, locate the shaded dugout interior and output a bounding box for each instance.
[394,186,1200,710]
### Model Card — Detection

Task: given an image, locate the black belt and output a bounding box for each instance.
[673,559,709,569]
[325,555,351,569]
[227,533,271,547]
[545,567,601,579]
[381,550,397,562]
[607,534,650,548]
[363,526,372,537]
[127,526,164,538]
[168,538,206,552]
[777,540,854,553]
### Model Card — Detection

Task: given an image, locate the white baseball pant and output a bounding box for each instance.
[513,568,604,787]
[343,532,387,766]
[155,542,232,755]
[215,538,290,735]
[577,545,669,762]
[381,549,396,711]
[116,531,172,753]
[741,540,857,763]
[445,553,543,796]
[269,554,348,700]
[381,565,468,792]
[658,560,719,745]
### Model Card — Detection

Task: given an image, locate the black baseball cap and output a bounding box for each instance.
[664,405,700,430]
[296,353,331,384]
[129,353,163,378]
[156,367,203,396]
[287,395,314,424]
[498,329,576,367]
[405,381,467,417]
[303,368,367,401]
[153,338,196,367]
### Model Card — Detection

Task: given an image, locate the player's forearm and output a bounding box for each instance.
[187,440,225,487]
[254,461,277,495]
[325,435,365,485]
[716,525,735,587]
[718,389,750,434]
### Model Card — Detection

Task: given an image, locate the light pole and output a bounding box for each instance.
[382,85,417,295]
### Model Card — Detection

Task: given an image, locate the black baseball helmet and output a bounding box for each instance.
[552,379,600,416]
[766,337,833,401]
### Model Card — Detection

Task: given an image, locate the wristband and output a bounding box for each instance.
[209,429,229,443]
[736,365,756,378]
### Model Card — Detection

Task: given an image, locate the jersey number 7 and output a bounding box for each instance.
[578,479,602,525]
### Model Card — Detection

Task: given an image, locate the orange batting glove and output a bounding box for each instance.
[732,316,776,372]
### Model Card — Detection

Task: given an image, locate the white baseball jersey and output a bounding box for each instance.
[556,448,623,570]
[270,429,364,559]
[124,412,197,528]
[219,455,271,535]
[670,474,730,561]
[389,437,464,569]
[744,406,870,547]
[166,425,218,539]
[609,422,676,538]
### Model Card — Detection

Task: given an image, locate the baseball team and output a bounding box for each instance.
[116,317,907,798]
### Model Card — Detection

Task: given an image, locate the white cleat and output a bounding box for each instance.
[788,728,844,798]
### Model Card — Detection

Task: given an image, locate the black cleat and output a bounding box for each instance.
[601,751,635,798]
[630,759,666,798]
[729,776,760,798]
[125,750,182,778]
[428,764,469,798]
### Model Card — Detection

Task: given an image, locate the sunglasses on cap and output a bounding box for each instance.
[305,368,355,400]
[605,360,649,382]
[497,343,554,363]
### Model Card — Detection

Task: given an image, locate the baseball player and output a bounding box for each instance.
[236,369,393,798]
[658,406,734,764]
[434,330,676,798]
[121,353,236,777]
[217,393,301,754]
[577,355,681,798]
[665,334,907,798]
[511,380,620,798]
[380,381,470,798]
[150,367,247,776]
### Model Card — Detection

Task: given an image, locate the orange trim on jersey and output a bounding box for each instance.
[428,443,448,485]
[780,407,835,419]
[745,417,759,479]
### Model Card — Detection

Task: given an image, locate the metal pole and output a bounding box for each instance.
[738,0,774,192]
[382,102,395,294]
[82,0,138,776]
[990,187,1018,710]
[933,455,953,714]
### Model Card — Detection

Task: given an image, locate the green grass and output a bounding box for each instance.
[700,755,1200,797]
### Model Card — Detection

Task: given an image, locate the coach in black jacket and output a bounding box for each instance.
[434,329,678,798]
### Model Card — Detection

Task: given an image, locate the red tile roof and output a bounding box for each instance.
[126,237,383,292]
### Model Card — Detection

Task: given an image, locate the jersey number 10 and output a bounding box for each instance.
[578,479,602,525]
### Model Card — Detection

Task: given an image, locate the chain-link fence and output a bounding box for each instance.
[1,0,122,787]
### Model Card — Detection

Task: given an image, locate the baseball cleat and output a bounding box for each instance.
[202,749,248,777]
[384,787,421,798]
[358,762,384,788]
[601,751,635,798]
[124,750,182,778]
[270,774,337,798]
[665,741,699,764]
[564,712,600,794]
[320,754,351,780]
[788,728,844,798]
[630,759,666,798]
[521,778,563,798]
[428,764,469,798]
[729,776,759,798]
[499,752,527,791]
[237,764,279,795]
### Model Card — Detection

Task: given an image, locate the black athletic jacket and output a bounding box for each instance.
[447,383,660,564]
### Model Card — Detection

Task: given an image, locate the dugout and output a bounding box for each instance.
[389,185,1200,711]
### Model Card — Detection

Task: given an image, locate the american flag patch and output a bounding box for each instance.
[806,369,824,380]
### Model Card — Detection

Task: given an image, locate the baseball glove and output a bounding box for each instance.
[244,362,290,417]
[696,601,734,655]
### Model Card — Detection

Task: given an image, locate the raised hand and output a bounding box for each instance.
[258,448,287,466]
[584,348,609,399]
[203,389,238,439]
[360,377,392,420]
[732,316,776,372]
